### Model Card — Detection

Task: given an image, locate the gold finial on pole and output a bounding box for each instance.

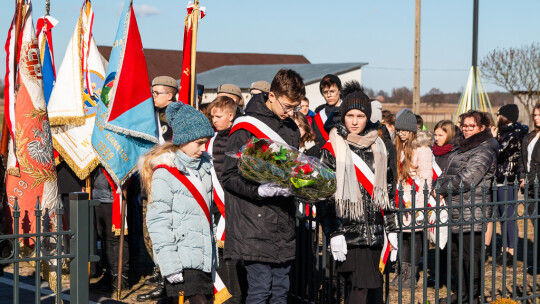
[46,0,50,16]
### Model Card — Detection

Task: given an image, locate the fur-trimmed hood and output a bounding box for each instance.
[412,131,433,149]
[137,148,211,175]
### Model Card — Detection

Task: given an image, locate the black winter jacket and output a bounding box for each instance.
[438,129,498,233]
[221,94,300,263]
[317,122,399,249]
[518,130,540,184]
[496,122,528,184]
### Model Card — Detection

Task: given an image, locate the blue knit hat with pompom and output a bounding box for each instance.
[165,102,214,145]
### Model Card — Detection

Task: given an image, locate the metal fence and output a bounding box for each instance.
[0,192,99,304]
[289,179,540,304]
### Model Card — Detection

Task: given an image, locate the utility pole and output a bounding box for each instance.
[472,0,479,85]
[412,0,421,114]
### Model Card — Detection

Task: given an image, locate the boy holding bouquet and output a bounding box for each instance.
[221,69,305,304]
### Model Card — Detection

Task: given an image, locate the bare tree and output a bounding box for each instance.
[421,88,443,107]
[480,43,540,122]
[390,87,413,105]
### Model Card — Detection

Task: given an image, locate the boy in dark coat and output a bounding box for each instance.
[222,69,305,304]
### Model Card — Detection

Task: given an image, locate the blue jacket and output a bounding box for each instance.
[146,149,218,277]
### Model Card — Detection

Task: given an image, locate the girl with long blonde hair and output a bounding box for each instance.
[391,109,433,289]
[139,102,217,304]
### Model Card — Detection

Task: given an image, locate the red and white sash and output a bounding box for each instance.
[154,165,231,302]
[432,154,442,182]
[206,133,226,243]
[321,142,391,273]
[230,116,286,143]
[314,110,329,141]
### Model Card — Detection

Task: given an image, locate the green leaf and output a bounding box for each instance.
[291,177,316,188]
[273,146,287,161]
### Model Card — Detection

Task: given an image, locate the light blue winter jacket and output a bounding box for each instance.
[146,149,218,277]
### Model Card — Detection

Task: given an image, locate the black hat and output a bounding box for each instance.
[498,104,519,123]
[319,74,342,94]
[340,81,371,121]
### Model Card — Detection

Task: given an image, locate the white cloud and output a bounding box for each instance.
[133,4,160,17]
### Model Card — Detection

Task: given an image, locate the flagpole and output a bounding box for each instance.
[189,0,199,108]
[1,1,24,160]
[116,186,127,300]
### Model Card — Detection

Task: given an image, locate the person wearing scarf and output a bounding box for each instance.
[317,81,398,304]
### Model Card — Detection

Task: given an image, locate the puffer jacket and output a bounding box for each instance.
[496,122,528,184]
[438,129,499,233]
[146,149,218,277]
[317,122,398,248]
[399,131,433,230]
[221,93,300,264]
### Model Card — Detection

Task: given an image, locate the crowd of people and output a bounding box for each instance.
[64,69,540,304]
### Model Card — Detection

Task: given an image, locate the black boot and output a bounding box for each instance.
[145,265,162,286]
[101,273,128,293]
[401,262,414,289]
[137,276,166,302]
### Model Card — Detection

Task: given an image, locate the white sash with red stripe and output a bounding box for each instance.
[314,110,329,141]
[230,116,286,144]
[398,159,448,249]
[206,133,226,243]
[322,142,391,273]
[432,154,442,181]
[154,165,231,302]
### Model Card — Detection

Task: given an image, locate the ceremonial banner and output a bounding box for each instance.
[179,1,206,106]
[47,0,102,179]
[36,15,58,104]
[91,0,158,186]
[5,1,58,235]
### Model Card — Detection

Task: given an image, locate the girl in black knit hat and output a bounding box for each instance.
[318,81,399,304]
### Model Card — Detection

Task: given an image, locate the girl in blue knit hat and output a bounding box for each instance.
[139,102,218,304]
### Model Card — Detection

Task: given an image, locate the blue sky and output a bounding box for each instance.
[1,0,539,94]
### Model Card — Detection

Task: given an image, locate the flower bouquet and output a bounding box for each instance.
[233,137,336,201]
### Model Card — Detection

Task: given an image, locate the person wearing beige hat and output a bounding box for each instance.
[217,83,244,107]
[151,76,178,144]
[249,80,270,96]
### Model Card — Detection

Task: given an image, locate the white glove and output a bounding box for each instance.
[258,183,292,198]
[166,272,184,284]
[415,211,424,225]
[388,233,398,262]
[330,235,347,262]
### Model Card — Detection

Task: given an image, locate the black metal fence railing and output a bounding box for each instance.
[289,178,540,304]
[0,192,100,304]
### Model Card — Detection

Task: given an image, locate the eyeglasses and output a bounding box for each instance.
[461,124,478,130]
[152,91,168,97]
[275,95,300,113]
[397,129,410,134]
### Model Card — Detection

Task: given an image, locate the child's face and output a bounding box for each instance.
[321,84,340,106]
[211,108,234,131]
[180,137,210,159]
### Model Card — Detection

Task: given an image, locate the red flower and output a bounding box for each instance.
[300,164,313,174]
[236,151,242,158]
[261,143,270,152]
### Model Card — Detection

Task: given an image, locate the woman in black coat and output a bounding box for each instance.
[519,103,540,275]
[437,111,498,304]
